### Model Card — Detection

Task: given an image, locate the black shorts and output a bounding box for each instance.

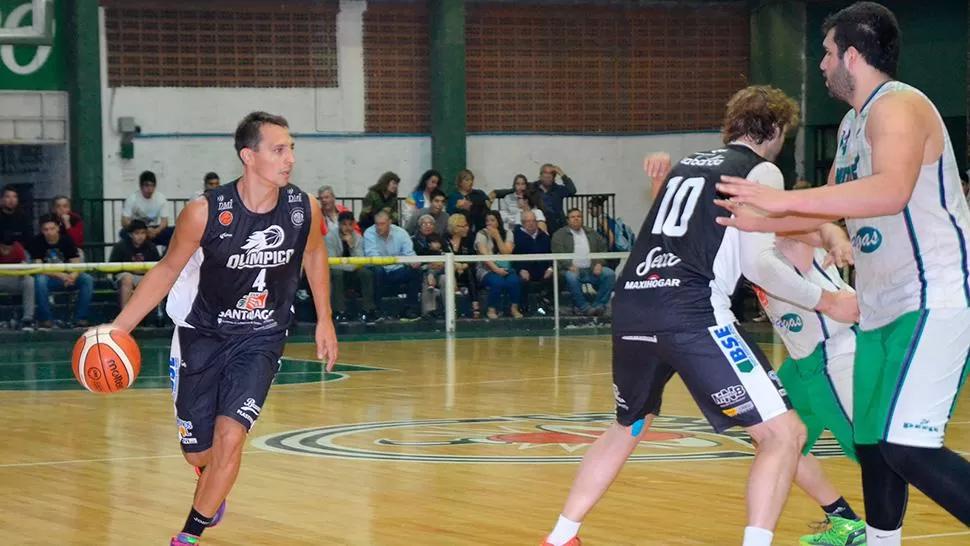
[612,323,791,433]
[168,326,286,453]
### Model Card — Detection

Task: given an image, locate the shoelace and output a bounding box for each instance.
[807,518,833,535]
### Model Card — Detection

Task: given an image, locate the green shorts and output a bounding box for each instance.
[777,328,856,462]
[854,309,970,447]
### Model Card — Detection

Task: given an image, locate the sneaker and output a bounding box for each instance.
[171,533,201,545]
[193,467,227,528]
[800,516,866,546]
[20,319,35,332]
[540,538,582,546]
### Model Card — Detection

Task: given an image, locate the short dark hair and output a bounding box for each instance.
[822,1,900,78]
[566,207,582,216]
[429,189,447,201]
[39,213,59,227]
[127,219,148,233]
[1,185,17,198]
[234,111,290,162]
[203,171,220,183]
[721,85,800,145]
[139,170,157,185]
[337,211,355,223]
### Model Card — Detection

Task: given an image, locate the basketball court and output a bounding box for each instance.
[1,332,968,544]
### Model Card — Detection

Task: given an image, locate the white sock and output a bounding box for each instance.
[866,524,902,546]
[742,526,773,546]
[545,514,581,546]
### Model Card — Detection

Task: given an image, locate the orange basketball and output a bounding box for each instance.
[71,326,142,394]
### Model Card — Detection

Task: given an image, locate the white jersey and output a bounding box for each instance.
[833,81,970,329]
[754,248,854,360]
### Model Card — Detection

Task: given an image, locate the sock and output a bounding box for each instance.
[742,526,773,546]
[182,506,213,538]
[866,525,901,546]
[546,514,581,546]
[822,496,859,520]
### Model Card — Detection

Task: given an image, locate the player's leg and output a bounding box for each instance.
[873,309,970,526]
[542,334,673,546]
[684,323,804,546]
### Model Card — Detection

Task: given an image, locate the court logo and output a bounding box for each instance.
[252,413,847,464]
[0,2,56,76]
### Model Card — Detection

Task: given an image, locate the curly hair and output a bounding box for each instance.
[721,85,800,145]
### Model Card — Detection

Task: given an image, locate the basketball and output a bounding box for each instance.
[71,326,142,394]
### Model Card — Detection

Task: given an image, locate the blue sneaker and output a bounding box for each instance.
[171,533,200,545]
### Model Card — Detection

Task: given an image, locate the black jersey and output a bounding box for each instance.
[167,180,311,336]
[613,144,770,334]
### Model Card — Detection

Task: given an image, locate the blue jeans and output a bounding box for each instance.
[564,266,615,310]
[35,273,93,322]
[482,271,522,310]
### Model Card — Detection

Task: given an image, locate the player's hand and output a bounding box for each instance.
[815,289,859,324]
[315,319,338,372]
[822,239,855,269]
[713,198,769,233]
[643,152,672,180]
[716,176,793,215]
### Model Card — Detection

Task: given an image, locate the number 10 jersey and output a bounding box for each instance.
[614,144,770,334]
[167,180,311,336]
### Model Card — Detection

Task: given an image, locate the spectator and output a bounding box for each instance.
[445,213,480,319]
[30,214,93,329]
[513,210,553,315]
[318,185,359,237]
[363,211,421,320]
[550,208,614,316]
[0,185,31,247]
[405,189,449,236]
[0,233,35,330]
[447,169,490,232]
[121,170,174,246]
[475,210,522,319]
[513,192,548,233]
[194,172,221,198]
[494,174,531,229]
[51,195,84,250]
[359,171,400,230]
[588,195,615,251]
[412,214,446,319]
[402,169,442,227]
[533,163,577,233]
[109,219,161,309]
[327,211,376,323]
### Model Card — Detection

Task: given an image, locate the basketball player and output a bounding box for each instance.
[716,3,970,544]
[540,86,859,546]
[647,152,866,546]
[107,111,338,545]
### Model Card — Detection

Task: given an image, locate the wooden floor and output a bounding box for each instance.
[1,333,968,545]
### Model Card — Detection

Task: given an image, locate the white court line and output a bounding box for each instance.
[0,450,270,469]
[904,530,970,541]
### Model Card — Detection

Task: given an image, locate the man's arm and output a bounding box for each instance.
[303,199,333,328]
[121,196,134,229]
[111,198,207,332]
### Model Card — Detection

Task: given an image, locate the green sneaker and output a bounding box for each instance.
[799,516,867,546]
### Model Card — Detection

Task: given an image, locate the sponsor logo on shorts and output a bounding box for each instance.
[236,397,262,426]
[776,313,803,333]
[633,247,682,277]
[711,385,747,407]
[612,384,629,411]
[722,401,755,417]
[177,418,197,445]
[169,356,180,400]
[767,370,787,397]
[623,273,681,290]
[710,324,756,374]
[903,419,940,433]
[852,226,882,254]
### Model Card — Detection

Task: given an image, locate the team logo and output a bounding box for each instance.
[242,225,285,252]
[252,413,847,463]
[778,313,804,333]
[852,226,882,254]
[290,208,305,227]
[227,226,293,269]
[236,291,268,311]
[219,211,233,226]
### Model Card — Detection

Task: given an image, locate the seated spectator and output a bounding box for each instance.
[494,174,531,229]
[532,163,577,233]
[109,220,161,309]
[513,192,548,232]
[327,211,377,323]
[447,169,490,232]
[445,213,480,319]
[359,172,400,230]
[363,211,421,320]
[475,210,522,319]
[412,214,446,319]
[51,195,84,250]
[0,234,35,330]
[30,214,93,329]
[513,211,553,315]
[405,189,449,236]
[550,208,615,316]
[121,170,174,246]
[194,172,221,198]
[318,185,359,237]
[402,169,442,227]
[0,185,31,247]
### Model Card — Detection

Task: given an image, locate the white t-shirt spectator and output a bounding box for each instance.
[122,191,169,228]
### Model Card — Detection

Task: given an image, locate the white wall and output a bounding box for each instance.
[98,0,722,239]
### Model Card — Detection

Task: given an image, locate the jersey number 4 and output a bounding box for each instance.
[651,176,704,237]
[252,269,267,292]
